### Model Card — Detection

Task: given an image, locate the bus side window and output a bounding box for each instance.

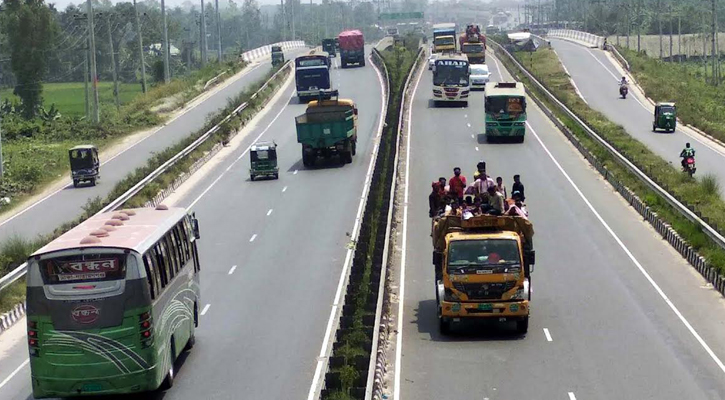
[167,233,182,274]
[156,241,172,285]
[143,254,159,299]
[173,224,189,266]
[164,235,180,278]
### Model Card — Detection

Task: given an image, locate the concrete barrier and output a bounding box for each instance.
[548,29,605,49]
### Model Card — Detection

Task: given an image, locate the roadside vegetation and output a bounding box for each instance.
[323,37,420,400]
[0,64,289,314]
[617,48,725,143]
[495,44,725,274]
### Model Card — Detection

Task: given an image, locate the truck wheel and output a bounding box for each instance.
[342,151,353,164]
[273,173,279,180]
[516,317,529,334]
[302,150,314,167]
[73,179,79,188]
[250,174,255,181]
[341,61,347,68]
[439,317,451,335]
[516,136,525,143]
[91,178,97,186]
[351,141,357,156]
[361,59,366,67]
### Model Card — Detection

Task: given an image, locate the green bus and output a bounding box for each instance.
[26,205,201,398]
[484,81,527,142]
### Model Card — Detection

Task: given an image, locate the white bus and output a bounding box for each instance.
[432,53,471,106]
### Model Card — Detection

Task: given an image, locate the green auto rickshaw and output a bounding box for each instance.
[271,45,285,66]
[69,145,100,187]
[652,102,676,133]
[250,141,279,180]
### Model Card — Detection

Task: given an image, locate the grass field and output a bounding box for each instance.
[0,81,144,117]
[608,33,725,58]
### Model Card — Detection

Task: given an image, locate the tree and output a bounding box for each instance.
[2,0,58,119]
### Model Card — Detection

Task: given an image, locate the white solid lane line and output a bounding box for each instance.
[306,52,387,400]
[0,359,29,390]
[543,328,553,342]
[228,265,237,275]
[527,121,725,375]
[568,392,577,400]
[249,234,257,242]
[267,209,273,216]
[200,304,211,316]
[393,56,424,400]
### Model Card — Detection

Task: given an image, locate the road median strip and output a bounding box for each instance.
[489,39,725,295]
[314,39,421,400]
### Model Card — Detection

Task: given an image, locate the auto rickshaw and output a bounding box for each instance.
[322,39,336,57]
[653,102,676,133]
[250,141,279,180]
[271,45,285,66]
[69,145,100,187]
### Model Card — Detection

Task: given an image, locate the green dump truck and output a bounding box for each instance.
[295,90,358,167]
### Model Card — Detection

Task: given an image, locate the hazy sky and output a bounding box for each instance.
[48,0,319,10]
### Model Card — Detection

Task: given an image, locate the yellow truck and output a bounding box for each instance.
[432,214,535,334]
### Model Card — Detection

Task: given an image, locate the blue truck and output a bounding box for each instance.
[295,55,332,103]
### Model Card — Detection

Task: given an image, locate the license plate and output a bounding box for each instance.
[82,383,103,392]
[477,303,492,311]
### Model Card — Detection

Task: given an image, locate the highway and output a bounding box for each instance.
[0,46,384,400]
[395,52,725,399]
[550,38,725,198]
[0,47,309,242]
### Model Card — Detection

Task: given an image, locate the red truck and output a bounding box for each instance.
[459,24,486,64]
[338,30,365,68]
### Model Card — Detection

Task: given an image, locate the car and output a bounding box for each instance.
[470,64,490,90]
[428,53,438,70]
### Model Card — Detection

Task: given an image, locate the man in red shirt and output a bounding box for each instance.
[449,167,467,203]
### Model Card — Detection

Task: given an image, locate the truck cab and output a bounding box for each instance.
[432,214,535,335]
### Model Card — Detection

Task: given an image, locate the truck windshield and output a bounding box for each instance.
[448,239,520,268]
[463,43,484,53]
[433,63,469,86]
[435,37,455,46]
[487,96,525,116]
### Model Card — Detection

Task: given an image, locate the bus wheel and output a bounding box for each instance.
[161,339,176,390]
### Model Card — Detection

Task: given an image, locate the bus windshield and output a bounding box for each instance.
[487,96,526,117]
[39,253,127,284]
[434,61,469,87]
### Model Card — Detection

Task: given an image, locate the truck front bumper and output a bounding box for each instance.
[440,300,529,319]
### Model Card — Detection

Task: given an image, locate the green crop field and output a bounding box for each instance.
[0,81,144,117]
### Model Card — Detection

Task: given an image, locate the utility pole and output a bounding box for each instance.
[215,0,222,62]
[161,0,170,83]
[291,0,296,40]
[712,0,718,85]
[201,0,208,64]
[84,37,90,118]
[86,0,100,124]
[668,6,673,60]
[133,0,147,93]
[678,13,682,64]
[281,0,286,41]
[104,14,120,110]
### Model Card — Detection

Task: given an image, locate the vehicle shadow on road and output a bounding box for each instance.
[287,158,346,172]
[414,299,525,342]
[427,100,469,109]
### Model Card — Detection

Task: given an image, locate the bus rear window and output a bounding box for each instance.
[39,254,127,284]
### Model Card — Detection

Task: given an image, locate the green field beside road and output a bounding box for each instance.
[1,82,144,117]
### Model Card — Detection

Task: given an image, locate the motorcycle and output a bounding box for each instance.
[619,84,628,99]
[682,156,696,177]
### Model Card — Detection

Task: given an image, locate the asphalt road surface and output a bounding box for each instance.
[0,47,309,242]
[396,52,725,400]
[550,38,725,199]
[0,47,383,400]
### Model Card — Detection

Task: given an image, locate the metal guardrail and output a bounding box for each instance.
[490,41,725,250]
[0,61,294,294]
[610,44,631,71]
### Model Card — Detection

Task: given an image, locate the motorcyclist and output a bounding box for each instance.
[680,142,695,169]
[620,76,628,86]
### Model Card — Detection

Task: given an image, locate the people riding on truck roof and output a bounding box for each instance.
[449,167,467,202]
